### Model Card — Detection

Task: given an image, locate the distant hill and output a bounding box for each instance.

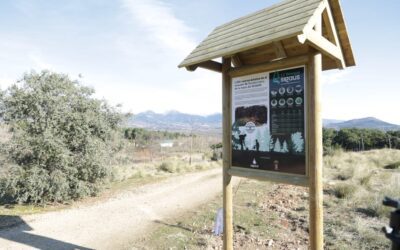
[126,111,222,133]
[323,119,345,126]
[126,111,400,132]
[325,117,400,131]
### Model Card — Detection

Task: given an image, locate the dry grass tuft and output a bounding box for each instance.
[384,161,400,169]
[333,183,358,199]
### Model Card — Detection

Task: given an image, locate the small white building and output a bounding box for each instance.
[160,141,174,148]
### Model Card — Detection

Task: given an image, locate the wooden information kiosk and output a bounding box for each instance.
[179,0,355,249]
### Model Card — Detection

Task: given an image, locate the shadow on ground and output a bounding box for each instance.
[0,215,92,250]
[153,219,193,232]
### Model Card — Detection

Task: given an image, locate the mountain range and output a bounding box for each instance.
[324,117,400,131]
[126,111,222,133]
[126,111,400,132]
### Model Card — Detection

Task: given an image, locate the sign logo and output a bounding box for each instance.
[245,121,256,133]
[272,71,281,84]
[250,158,259,168]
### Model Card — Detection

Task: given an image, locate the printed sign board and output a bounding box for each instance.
[231,66,306,175]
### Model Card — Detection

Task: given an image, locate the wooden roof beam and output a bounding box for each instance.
[231,54,243,67]
[185,60,222,73]
[299,0,345,69]
[323,0,345,69]
[273,41,287,60]
[229,55,309,77]
[298,30,344,69]
[322,10,335,44]
[302,1,327,35]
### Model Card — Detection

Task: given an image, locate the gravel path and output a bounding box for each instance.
[0,168,227,250]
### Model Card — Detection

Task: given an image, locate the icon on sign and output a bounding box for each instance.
[295,97,303,105]
[250,158,259,168]
[245,121,256,133]
[295,85,303,93]
[287,98,294,106]
[272,72,280,84]
[274,160,279,170]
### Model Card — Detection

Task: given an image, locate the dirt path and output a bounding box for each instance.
[0,168,231,250]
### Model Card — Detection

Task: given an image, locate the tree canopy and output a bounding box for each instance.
[0,71,121,203]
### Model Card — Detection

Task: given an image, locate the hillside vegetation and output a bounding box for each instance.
[323,128,400,152]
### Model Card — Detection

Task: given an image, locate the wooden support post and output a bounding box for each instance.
[308,18,324,250]
[222,57,233,250]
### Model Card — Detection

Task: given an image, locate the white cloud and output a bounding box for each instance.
[110,0,222,115]
[322,69,353,85]
[28,52,54,71]
[121,0,196,57]
[1,0,222,116]
[0,75,16,90]
[88,68,221,115]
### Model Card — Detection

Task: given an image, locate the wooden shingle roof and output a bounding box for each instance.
[179,0,355,71]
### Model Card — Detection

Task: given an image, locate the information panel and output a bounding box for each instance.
[231,66,306,175]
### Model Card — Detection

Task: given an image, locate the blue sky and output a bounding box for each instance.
[0,0,399,124]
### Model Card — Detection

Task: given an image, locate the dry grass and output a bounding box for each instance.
[110,154,221,182]
[136,149,400,249]
[324,149,400,218]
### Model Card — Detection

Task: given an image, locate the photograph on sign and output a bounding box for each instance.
[231,67,306,175]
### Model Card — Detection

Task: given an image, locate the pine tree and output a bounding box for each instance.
[261,127,271,152]
[255,129,261,151]
[282,140,289,153]
[291,132,304,153]
[269,137,275,151]
[274,138,282,152]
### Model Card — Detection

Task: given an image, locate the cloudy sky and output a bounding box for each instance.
[0,0,399,124]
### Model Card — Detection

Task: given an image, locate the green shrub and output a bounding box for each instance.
[158,162,175,173]
[0,71,121,204]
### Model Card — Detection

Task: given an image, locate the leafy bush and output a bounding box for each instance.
[0,71,121,203]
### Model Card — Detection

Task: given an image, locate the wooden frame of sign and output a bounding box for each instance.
[178,1,355,249]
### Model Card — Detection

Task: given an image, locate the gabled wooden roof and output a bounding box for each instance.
[328,0,355,67]
[179,0,355,71]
